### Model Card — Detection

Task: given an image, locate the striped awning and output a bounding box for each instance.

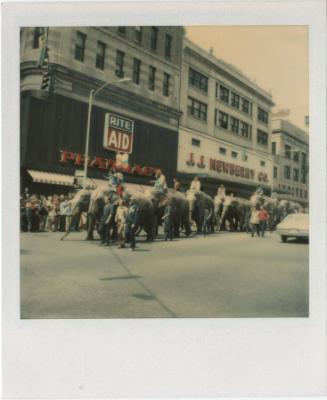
[28,170,74,186]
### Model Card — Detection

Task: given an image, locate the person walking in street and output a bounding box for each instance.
[250,206,260,237]
[190,176,201,192]
[217,184,226,200]
[162,201,173,241]
[202,206,212,236]
[99,196,112,246]
[258,205,269,238]
[125,199,139,250]
[115,199,128,248]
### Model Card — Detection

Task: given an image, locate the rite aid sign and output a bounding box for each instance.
[103,113,134,154]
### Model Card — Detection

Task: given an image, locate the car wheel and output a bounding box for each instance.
[281,235,288,243]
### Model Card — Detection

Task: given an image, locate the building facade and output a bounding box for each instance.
[20,26,184,193]
[177,39,275,198]
[271,119,309,206]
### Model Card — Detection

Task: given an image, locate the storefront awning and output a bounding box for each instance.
[28,170,74,186]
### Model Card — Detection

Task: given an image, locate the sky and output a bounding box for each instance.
[185,26,309,130]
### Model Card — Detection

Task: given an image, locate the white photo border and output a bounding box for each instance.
[2,0,326,397]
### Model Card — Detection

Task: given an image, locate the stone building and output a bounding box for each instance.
[177,38,275,198]
[20,26,184,193]
[271,118,309,206]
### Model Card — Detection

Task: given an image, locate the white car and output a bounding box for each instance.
[276,213,309,243]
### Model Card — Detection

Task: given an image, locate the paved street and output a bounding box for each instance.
[21,230,309,318]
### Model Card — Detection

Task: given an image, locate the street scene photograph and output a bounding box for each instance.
[20,25,309,319]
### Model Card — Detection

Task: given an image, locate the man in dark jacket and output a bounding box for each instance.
[124,199,139,250]
[99,196,112,245]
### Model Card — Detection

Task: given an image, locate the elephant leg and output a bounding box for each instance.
[173,221,180,237]
[86,213,95,240]
[60,210,80,240]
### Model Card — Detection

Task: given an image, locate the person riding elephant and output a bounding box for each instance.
[185,189,215,234]
[60,189,92,240]
[218,195,252,232]
[144,187,191,238]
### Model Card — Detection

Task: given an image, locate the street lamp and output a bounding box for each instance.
[83,77,132,189]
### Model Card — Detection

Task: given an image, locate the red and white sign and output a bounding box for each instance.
[103,113,134,154]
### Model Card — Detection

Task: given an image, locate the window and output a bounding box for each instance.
[150,27,158,51]
[219,85,229,103]
[231,151,238,159]
[75,31,86,62]
[132,58,141,84]
[293,151,299,162]
[189,68,208,92]
[241,98,251,114]
[240,122,251,139]
[272,142,276,155]
[115,50,125,77]
[218,111,229,129]
[285,144,291,159]
[231,92,240,109]
[296,188,299,196]
[260,161,266,167]
[96,41,106,70]
[164,33,172,59]
[304,190,307,199]
[302,152,307,164]
[135,26,142,42]
[148,65,156,91]
[33,27,44,49]
[284,165,291,180]
[273,166,278,178]
[187,97,207,121]
[257,129,268,145]
[293,168,299,182]
[219,147,226,155]
[230,117,239,133]
[258,107,268,124]
[118,27,126,35]
[301,171,306,184]
[191,138,200,147]
[300,189,303,198]
[163,73,170,96]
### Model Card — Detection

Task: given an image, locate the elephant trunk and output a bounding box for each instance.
[60,206,80,241]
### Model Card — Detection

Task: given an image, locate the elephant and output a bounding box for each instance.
[60,189,92,240]
[144,188,191,237]
[218,196,252,232]
[86,187,155,241]
[185,189,215,234]
[213,195,225,230]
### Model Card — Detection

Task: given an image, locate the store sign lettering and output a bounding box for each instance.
[59,150,157,177]
[186,152,269,182]
[103,113,134,154]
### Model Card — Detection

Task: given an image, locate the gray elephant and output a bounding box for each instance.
[60,189,92,240]
[185,189,215,234]
[213,195,225,231]
[144,188,191,237]
[86,187,155,241]
[218,196,252,232]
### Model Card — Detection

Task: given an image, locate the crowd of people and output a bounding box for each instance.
[20,191,80,233]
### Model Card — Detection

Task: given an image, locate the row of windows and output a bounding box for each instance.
[75,32,171,96]
[216,84,252,116]
[271,143,307,164]
[283,165,306,183]
[214,110,252,140]
[34,27,173,60]
[278,184,308,199]
[191,138,268,165]
[117,27,173,59]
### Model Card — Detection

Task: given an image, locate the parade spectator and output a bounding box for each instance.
[154,169,167,194]
[115,199,128,248]
[65,201,73,232]
[38,200,49,231]
[202,206,212,236]
[190,176,201,192]
[162,201,173,241]
[59,196,69,232]
[20,198,28,232]
[250,206,260,237]
[217,184,226,199]
[25,201,33,232]
[173,178,181,191]
[256,185,264,196]
[258,206,269,237]
[125,199,139,250]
